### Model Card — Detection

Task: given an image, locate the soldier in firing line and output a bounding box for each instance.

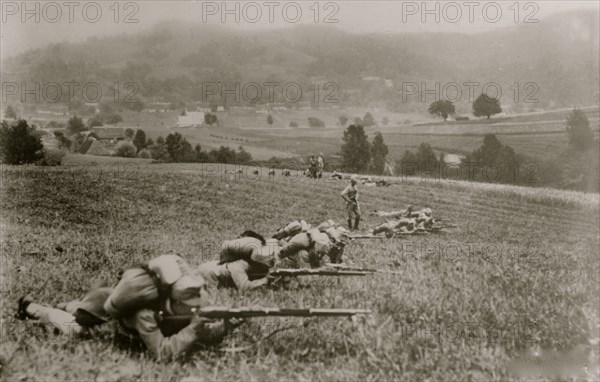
[341,175,361,230]
[16,255,235,361]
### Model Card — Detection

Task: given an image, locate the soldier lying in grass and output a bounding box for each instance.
[18,255,236,361]
[371,207,436,237]
[197,221,351,290]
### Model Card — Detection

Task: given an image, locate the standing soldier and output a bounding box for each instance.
[341,175,361,230]
[308,154,318,179]
[317,153,325,179]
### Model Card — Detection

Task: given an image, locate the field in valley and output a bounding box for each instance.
[1,155,599,380]
[116,106,600,162]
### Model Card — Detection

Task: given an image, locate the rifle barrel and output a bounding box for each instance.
[194,306,371,318]
[325,263,403,275]
[271,268,370,276]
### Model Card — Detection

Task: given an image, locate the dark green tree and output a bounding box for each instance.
[0,120,44,164]
[396,150,418,176]
[473,94,502,119]
[308,117,325,127]
[339,115,348,126]
[565,108,594,150]
[87,116,103,128]
[363,112,375,127]
[370,132,389,175]
[341,124,371,173]
[124,128,135,139]
[428,100,455,121]
[267,114,274,125]
[4,105,17,119]
[133,129,147,152]
[66,116,87,136]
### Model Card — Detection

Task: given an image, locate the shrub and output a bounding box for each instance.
[289,121,299,128]
[0,120,44,164]
[37,148,65,166]
[114,141,136,158]
[137,149,151,159]
[308,117,325,128]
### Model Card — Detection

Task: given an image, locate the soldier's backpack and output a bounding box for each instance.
[272,220,311,240]
[103,255,192,318]
[219,236,264,264]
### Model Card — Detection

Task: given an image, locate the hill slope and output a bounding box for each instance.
[2,10,598,111]
[1,156,598,380]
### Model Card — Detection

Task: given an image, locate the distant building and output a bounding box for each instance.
[146,102,171,113]
[84,103,100,114]
[91,127,126,142]
[177,112,205,128]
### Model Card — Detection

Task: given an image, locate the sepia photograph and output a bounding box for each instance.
[0,0,599,380]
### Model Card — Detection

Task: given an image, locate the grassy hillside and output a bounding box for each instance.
[1,156,598,380]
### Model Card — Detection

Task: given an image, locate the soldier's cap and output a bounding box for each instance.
[74,286,113,326]
[171,274,205,306]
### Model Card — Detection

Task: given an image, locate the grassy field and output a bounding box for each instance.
[115,107,600,162]
[1,155,599,380]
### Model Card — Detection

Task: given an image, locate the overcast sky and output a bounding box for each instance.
[1,0,598,58]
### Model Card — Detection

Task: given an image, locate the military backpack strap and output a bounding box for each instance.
[140,264,173,312]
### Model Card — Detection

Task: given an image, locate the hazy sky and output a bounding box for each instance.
[1,0,598,58]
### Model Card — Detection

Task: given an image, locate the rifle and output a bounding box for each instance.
[324,263,403,275]
[349,235,383,239]
[270,268,370,277]
[157,306,371,336]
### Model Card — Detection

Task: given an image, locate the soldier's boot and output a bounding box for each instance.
[348,219,353,230]
[354,217,361,230]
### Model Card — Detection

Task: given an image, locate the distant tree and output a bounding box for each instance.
[53,131,72,150]
[66,116,87,135]
[4,105,17,119]
[339,115,348,126]
[370,132,389,175]
[415,143,440,170]
[428,100,455,121]
[125,99,145,112]
[341,124,371,173]
[473,94,502,119]
[148,136,168,161]
[0,120,43,164]
[105,113,123,125]
[236,146,252,163]
[363,112,375,127]
[565,108,594,150]
[381,116,390,126]
[396,150,418,175]
[210,103,219,113]
[146,138,154,147]
[137,149,151,159]
[353,117,363,126]
[204,113,218,126]
[267,114,274,125]
[165,132,194,162]
[133,129,147,152]
[308,117,325,128]
[289,121,299,128]
[87,116,103,128]
[181,109,187,116]
[114,141,136,158]
[464,134,521,184]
